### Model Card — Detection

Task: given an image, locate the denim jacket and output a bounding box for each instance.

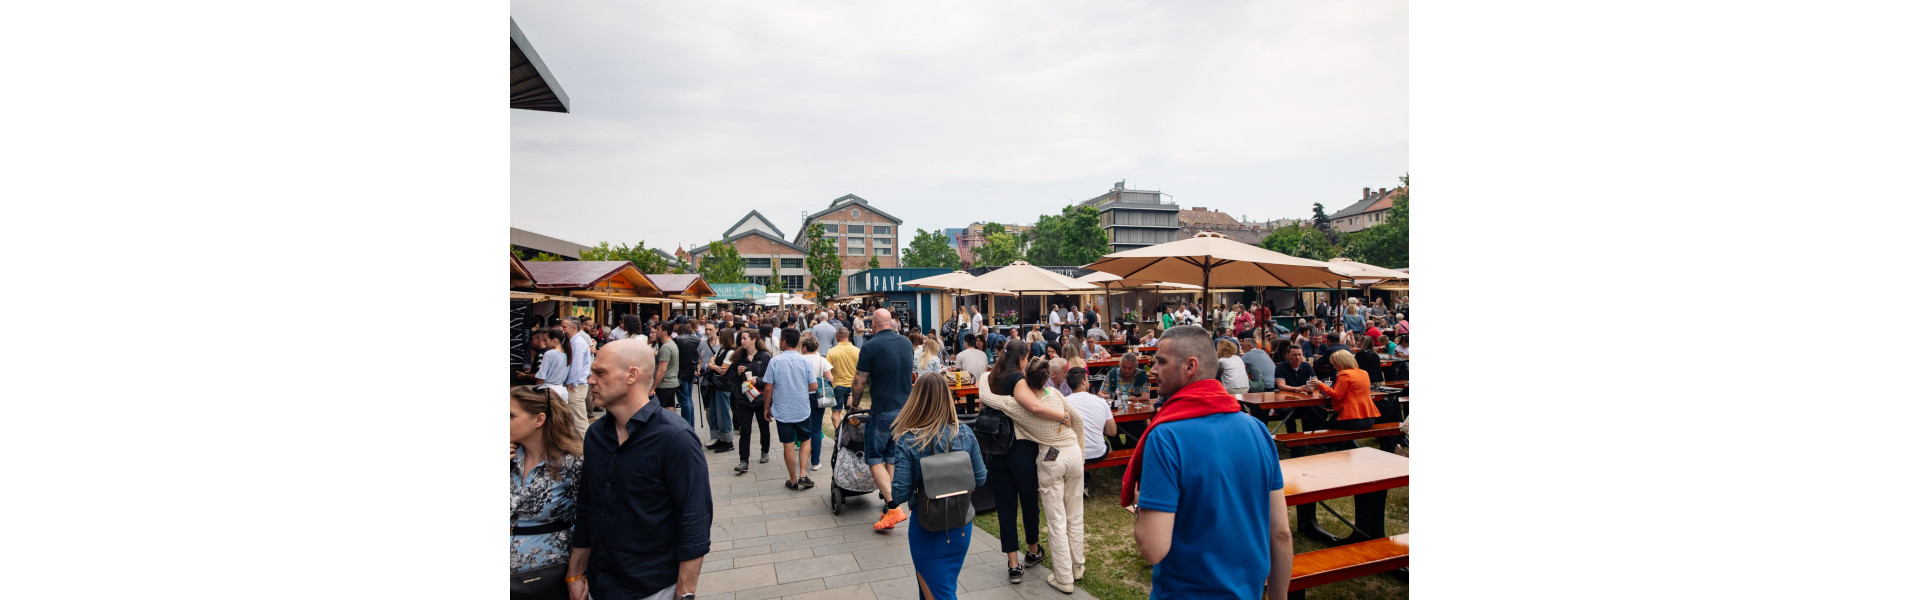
[889,424,989,507]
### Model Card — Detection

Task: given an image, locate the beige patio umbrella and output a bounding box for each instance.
[963,261,1097,327]
[902,270,1010,331]
[1327,257,1408,304]
[1083,231,1344,328]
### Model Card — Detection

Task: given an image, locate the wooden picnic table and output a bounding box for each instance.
[1237,389,1391,412]
[1085,355,1153,369]
[1282,447,1409,545]
[1111,399,1158,423]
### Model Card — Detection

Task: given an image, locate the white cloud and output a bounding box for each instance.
[513,0,1406,251]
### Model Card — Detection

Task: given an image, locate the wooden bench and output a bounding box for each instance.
[1283,533,1410,599]
[1084,448,1134,470]
[1274,423,1403,449]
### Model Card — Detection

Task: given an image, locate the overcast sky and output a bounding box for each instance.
[512,0,1406,252]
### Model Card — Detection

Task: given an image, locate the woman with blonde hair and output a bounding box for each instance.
[915,333,945,375]
[1309,350,1383,450]
[1059,336,1088,370]
[1217,338,1250,394]
[509,385,582,596]
[1025,328,1048,358]
[888,375,989,600]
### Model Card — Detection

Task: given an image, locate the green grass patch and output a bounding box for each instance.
[971,444,1409,600]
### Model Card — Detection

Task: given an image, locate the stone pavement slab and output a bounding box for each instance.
[678,391,1101,599]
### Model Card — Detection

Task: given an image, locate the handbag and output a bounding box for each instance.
[509,519,573,600]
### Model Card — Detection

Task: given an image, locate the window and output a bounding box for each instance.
[780,258,803,269]
[781,275,805,290]
[744,257,771,269]
[824,224,839,233]
[849,246,866,255]
[848,238,866,248]
[874,226,890,235]
[747,275,770,286]
[874,237,891,246]
[847,225,866,234]
[876,248,892,256]
[852,208,861,218]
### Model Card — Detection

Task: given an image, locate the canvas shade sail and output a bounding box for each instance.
[1326,258,1408,281]
[1082,232,1345,289]
[960,261,1098,293]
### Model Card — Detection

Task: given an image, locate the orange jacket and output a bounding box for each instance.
[1314,368,1380,420]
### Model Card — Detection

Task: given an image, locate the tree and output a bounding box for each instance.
[902,228,962,270]
[1310,202,1333,233]
[579,241,672,272]
[1296,227,1337,261]
[1024,204,1108,266]
[974,232,1024,267]
[698,241,747,284]
[1259,226,1311,257]
[767,258,785,293]
[982,222,1006,237]
[802,223,842,297]
[1339,173,1409,268]
[868,254,881,269]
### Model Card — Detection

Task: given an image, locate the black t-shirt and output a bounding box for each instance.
[1354,350,1383,386]
[988,368,1024,397]
[856,329,914,414]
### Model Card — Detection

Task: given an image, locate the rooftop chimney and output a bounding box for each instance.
[1363,187,1371,199]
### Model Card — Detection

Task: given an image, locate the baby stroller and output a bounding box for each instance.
[828,409,878,515]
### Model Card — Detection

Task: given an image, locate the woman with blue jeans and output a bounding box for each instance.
[889,374,988,600]
[703,329,738,453]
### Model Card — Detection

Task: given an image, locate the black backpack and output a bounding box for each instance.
[971,406,1015,456]
[675,334,700,383]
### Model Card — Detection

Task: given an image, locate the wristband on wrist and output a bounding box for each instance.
[565,574,586,583]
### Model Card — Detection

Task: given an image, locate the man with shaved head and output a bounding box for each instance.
[568,339,712,600]
[847,307,915,531]
[1125,326,1291,600]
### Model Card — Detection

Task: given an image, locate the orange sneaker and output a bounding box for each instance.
[873,506,908,531]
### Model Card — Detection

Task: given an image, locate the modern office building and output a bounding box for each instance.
[1079,181,1180,253]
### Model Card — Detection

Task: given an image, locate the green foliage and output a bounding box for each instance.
[511,245,525,260]
[697,241,747,284]
[1310,202,1333,233]
[974,231,1024,266]
[982,222,1006,237]
[1297,227,1337,261]
[579,241,672,272]
[803,223,842,297]
[868,254,881,269]
[903,228,963,270]
[1024,204,1108,266]
[528,252,564,262]
[1260,224,1336,261]
[767,259,785,293]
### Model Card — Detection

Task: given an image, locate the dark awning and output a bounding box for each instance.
[511,18,570,113]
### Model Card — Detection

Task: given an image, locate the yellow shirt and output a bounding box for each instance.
[828,341,860,387]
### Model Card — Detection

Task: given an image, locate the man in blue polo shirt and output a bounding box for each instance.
[848,308,914,531]
[1132,326,1292,599]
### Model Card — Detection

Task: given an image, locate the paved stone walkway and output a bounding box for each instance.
[692,411,1102,600]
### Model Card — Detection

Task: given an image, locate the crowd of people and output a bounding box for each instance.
[509,294,1406,600]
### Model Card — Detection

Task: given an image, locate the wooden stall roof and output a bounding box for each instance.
[646,274,715,298]
[511,254,534,287]
[521,261,664,299]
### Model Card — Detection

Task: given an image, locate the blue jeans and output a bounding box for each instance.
[676,385,696,427]
[708,387,734,441]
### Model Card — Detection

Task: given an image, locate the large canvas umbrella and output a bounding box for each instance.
[1083,231,1344,328]
[962,261,1097,327]
[902,271,1010,332]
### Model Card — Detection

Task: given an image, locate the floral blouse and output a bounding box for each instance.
[510,447,581,574]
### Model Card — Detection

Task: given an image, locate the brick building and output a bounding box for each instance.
[792,194,904,296]
[686,210,810,292]
[1081,181,1180,253]
[1177,208,1299,246]
[1330,185,1404,233]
